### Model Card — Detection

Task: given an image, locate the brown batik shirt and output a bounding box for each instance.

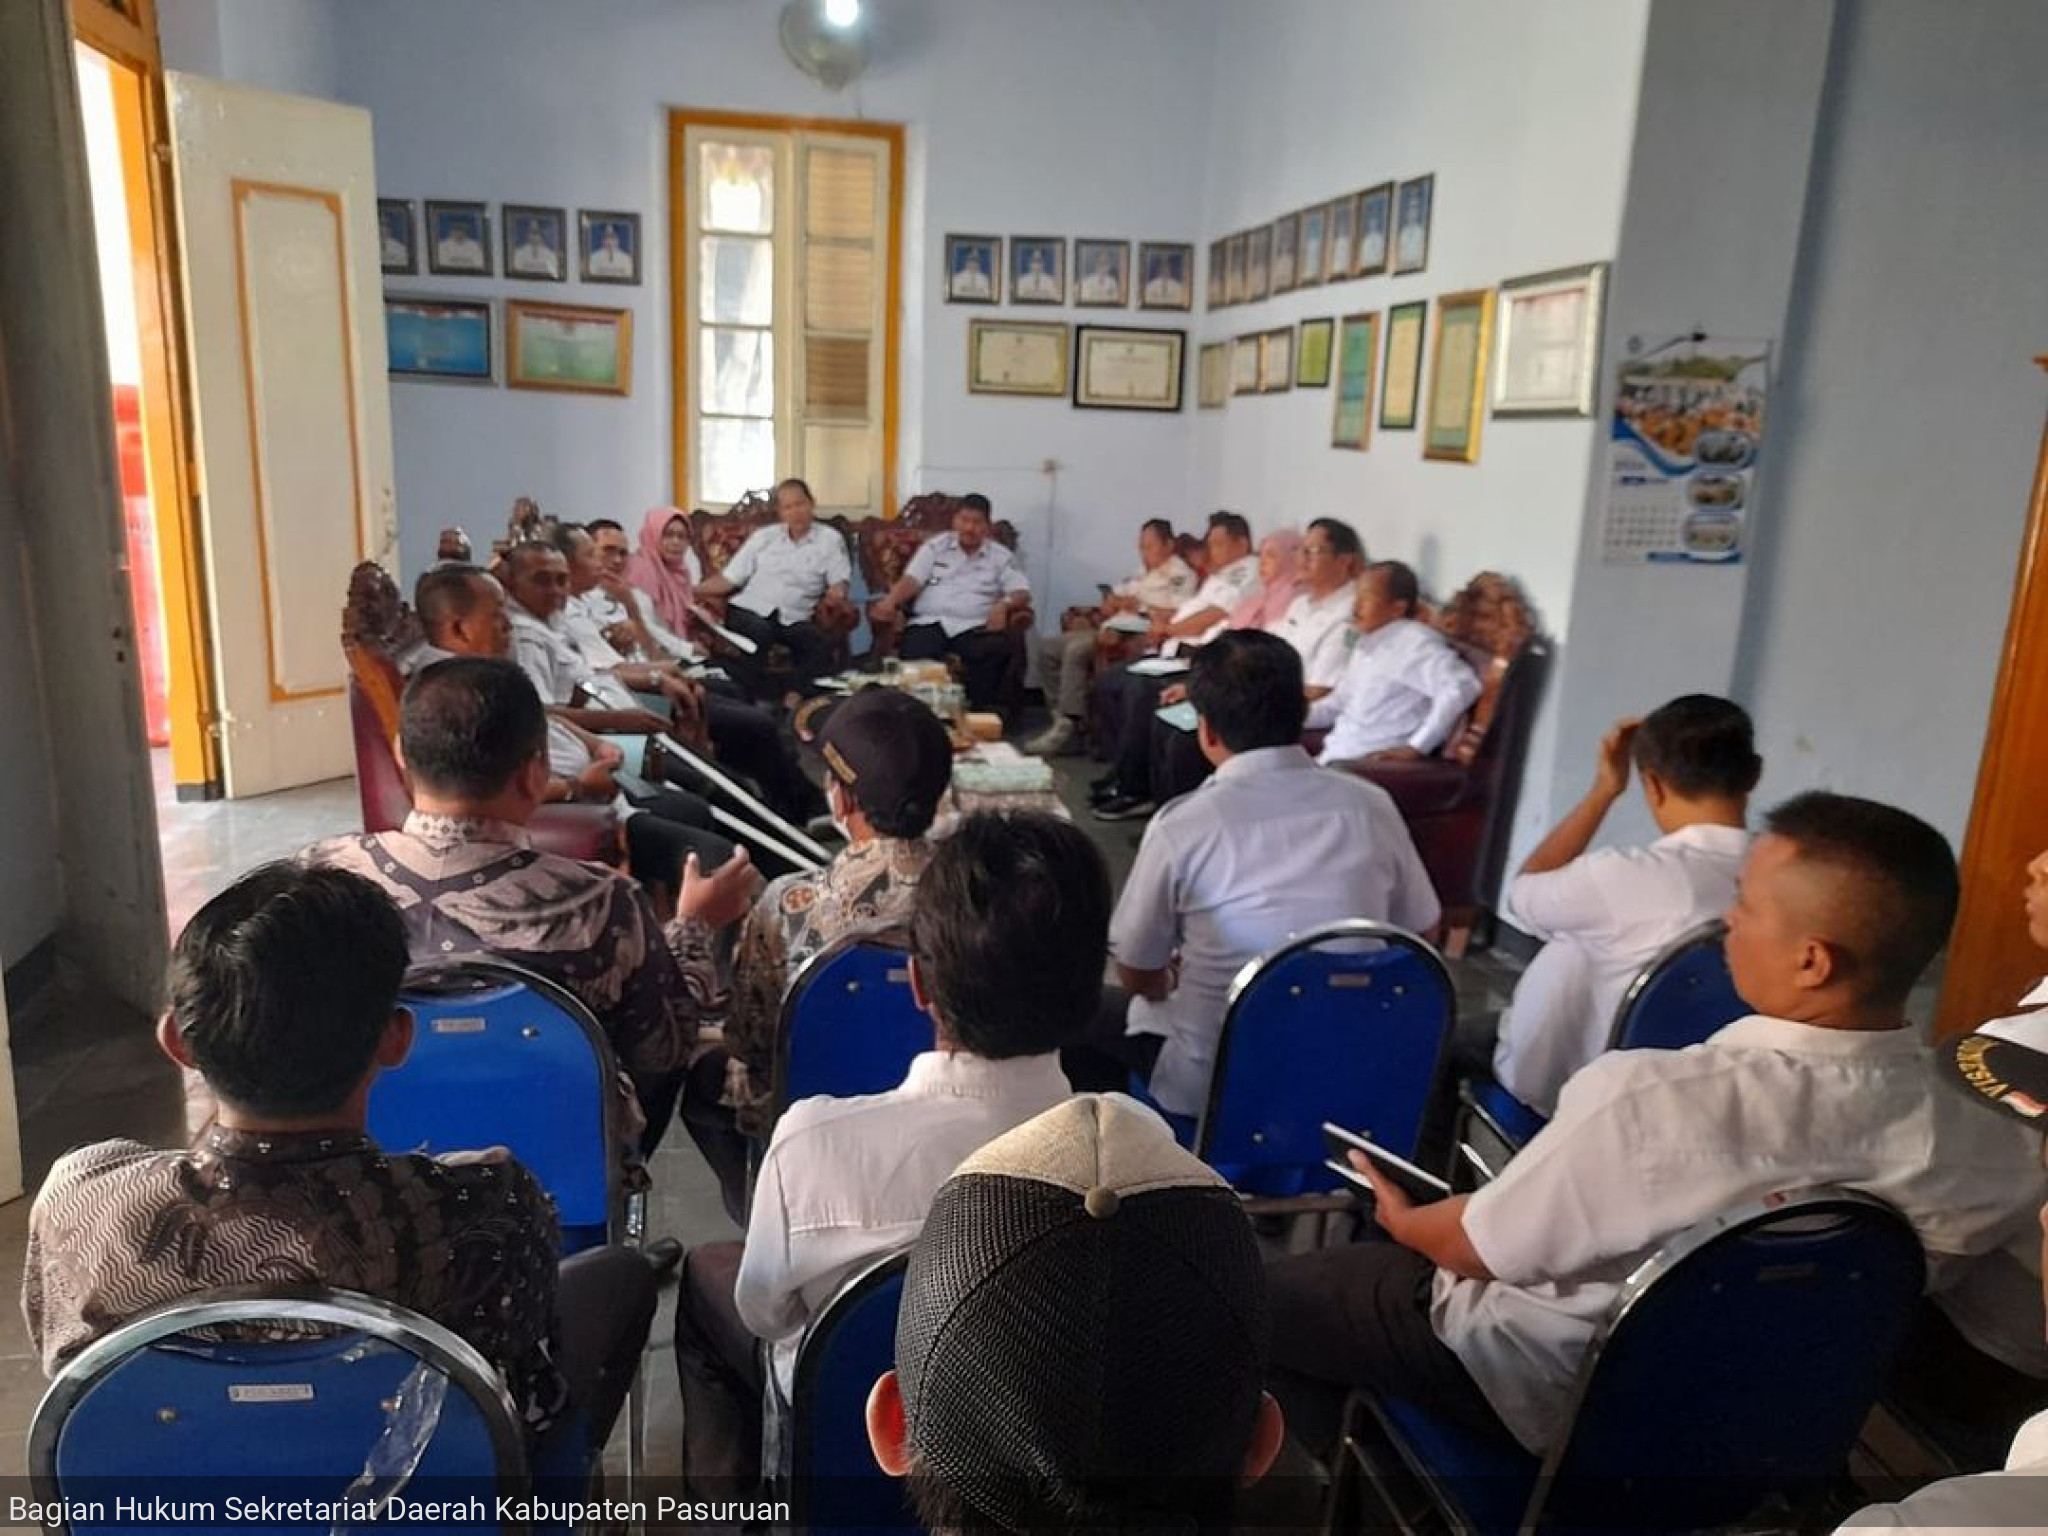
[23,1126,568,1438]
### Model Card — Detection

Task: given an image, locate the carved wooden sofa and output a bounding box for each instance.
[683,491,859,689]
[340,561,621,863]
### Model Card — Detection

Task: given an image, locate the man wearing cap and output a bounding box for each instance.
[866,1093,1286,1533]
[673,811,1108,1495]
[679,689,955,1218]
[1265,791,2048,1464]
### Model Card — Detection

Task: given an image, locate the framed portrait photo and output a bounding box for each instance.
[1138,242,1194,312]
[1393,174,1435,276]
[945,233,1001,304]
[579,210,641,285]
[506,298,631,395]
[1424,287,1494,462]
[1296,317,1335,388]
[1259,326,1293,393]
[424,200,492,276]
[1225,233,1248,305]
[1354,183,1393,277]
[1074,239,1131,308]
[1270,213,1299,295]
[502,204,568,283]
[378,198,417,275]
[1074,324,1184,411]
[1206,240,1226,310]
[968,318,1069,396]
[1492,260,1607,417]
[1198,341,1229,408]
[1246,225,1271,302]
[385,295,492,383]
[1298,205,1329,288]
[1010,237,1065,305]
[1231,333,1261,396]
[1331,311,1381,450]
[1380,298,1428,429]
[1325,196,1357,285]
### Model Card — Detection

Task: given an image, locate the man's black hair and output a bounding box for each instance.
[414,564,491,632]
[1207,510,1251,545]
[959,493,994,517]
[587,517,625,537]
[1366,560,1419,613]
[1633,695,1762,800]
[1763,791,1959,1006]
[909,812,1110,1059]
[776,477,816,502]
[1188,629,1307,752]
[1308,516,1364,562]
[1141,517,1174,543]
[547,521,589,557]
[168,862,408,1117]
[399,657,547,799]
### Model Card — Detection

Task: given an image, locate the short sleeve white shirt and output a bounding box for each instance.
[903,533,1031,637]
[723,523,851,626]
[1305,619,1481,761]
[1164,554,1261,654]
[1109,746,1440,1115]
[1434,1014,2048,1454]
[1490,823,1750,1115]
[1114,554,1198,612]
[507,603,598,707]
[1269,584,1358,691]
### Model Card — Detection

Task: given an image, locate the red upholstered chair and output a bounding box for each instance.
[1325,573,1549,957]
[340,562,621,864]
[858,492,1035,710]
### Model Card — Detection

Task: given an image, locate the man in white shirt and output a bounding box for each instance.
[1014,245,1060,302]
[1078,248,1123,305]
[671,811,1106,1493]
[1265,792,2048,1461]
[1142,253,1188,307]
[871,493,1031,709]
[1483,695,1758,1114]
[579,518,700,664]
[1068,630,1439,1118]
[587,223,632,279]
[949,246,992,301]
[695,477,852,698]
[434,217,485,272]
[1307,561,1481,766]
[509,219,560,279]
[1087,509,1261,812]
[1025,516,1197,757]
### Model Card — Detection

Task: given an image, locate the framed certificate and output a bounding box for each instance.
[1493,261,1607,417]
[1073,325,1185,412]
[967,319,1068,396]
[1331,312,1379,450]
[506,299,630,395]
[1296,317,1335,388]
[1198,342,1229,409]
[1231,333,1261,396]
[1258,326,1293,393]
[386,295,493,384]
[1424,288,1494,462]
[1380,299,1427,430]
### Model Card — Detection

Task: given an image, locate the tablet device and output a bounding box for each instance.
[1322,1122,1451,1204]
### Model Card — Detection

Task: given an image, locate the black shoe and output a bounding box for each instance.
[1091,793,1155,822]
[643,1236,684,1280]
[1088,773,1121,804]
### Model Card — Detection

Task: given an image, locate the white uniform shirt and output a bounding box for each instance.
[510,241,560,278]
[1436,1014,2048,1453]
[903,533,1031,638]
[1110,746,1440,1115]
[1113,554,1198,612]
[507,603,602,707]
[1836,1409,2048,1532]
[1162,554,1262,655]
[1490,823,1751,1116]
[589,244,632,278]
[734,1050,1071,1392]
[566,587,702,666]
[1269,584,1358,691]
[1305,618,1481,762]
[402,637,592,779]
[722,523,851,625]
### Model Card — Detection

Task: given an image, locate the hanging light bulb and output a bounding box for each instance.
[822,0,861,28]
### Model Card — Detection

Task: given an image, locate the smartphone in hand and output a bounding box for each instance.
[1322,1122,1451,1205]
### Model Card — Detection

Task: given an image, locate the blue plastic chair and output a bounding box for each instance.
[775,930,931,1114]
[1341,1190,1925,1535]
[1193,920,1455,1199]
[28,1286,525,1536]
[786,1251,916,1533]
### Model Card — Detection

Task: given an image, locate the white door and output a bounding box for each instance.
[165,73,396,798]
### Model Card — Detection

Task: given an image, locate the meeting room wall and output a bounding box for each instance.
[163,0,1214,612]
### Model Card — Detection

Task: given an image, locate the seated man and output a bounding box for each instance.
[1266,792,2048,1461]
[303,657,757,1161]
[672,811,1109,1493]
[694,477,853,698]
[576,516,702,666]
[23,862,656,1456]
[1024,516,1196,756]
[1069,629,1439,1119]
[866,1094,1286,1534]
[1482,696,1758,1113]
[1306,559,1481,766]
[870,493,1031,710]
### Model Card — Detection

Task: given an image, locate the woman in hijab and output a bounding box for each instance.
[1226,527,1304,633]
[628,507,702,638]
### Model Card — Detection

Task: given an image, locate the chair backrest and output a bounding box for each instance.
[775,930,931,1114]
[788,1251,915,1530]
[372,958,621,1252]
[1608,919,1748,1054]
[341,560,420,834]
[1531,1190,1925,1531]
[1431,572,1536,770]
[29,1286,526,1535]
[1199,920,1455,1195]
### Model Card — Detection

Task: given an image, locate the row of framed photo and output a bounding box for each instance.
[1195,261,1609,462]
[966,321,1188,412]
[1207,173,1434,309]
[379,199,644,285]
[385,295,634,395]
[943,236,1196,311]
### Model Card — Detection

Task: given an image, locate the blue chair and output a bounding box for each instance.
[775,929,931,1114]
[28,1286,525,1536]
[1337,1190,1925,1535]
[1192,920,1455,1199]
[786,1251,916,1533]
[1453,920,1747,1187]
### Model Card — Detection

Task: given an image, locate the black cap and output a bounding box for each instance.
[1946,997,2048,1127]
[792,688,953,829]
